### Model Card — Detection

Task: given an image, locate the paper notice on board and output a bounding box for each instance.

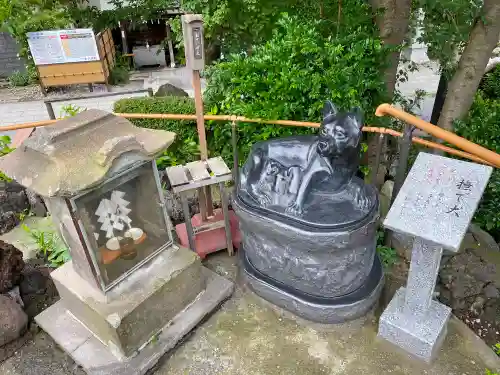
[27,31,65,65]
[27,29,100,65]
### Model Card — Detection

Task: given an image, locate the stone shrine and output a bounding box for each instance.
[234,102,384,323]
[378,152,492,362]
[0,110,233,375]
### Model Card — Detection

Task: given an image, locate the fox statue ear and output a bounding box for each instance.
[351,107,363,128]
[322,101,338,122]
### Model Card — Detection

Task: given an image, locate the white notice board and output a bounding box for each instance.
[27,29,100,65]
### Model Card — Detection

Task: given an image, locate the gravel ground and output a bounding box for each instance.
[0,81,144,104]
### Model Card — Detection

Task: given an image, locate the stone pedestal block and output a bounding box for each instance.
[378,288,451,362]
[50,246,205,358]
[36,267,233,375]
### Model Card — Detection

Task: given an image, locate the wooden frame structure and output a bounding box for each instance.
[36,29,116,94]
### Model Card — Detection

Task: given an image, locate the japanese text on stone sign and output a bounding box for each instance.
[445,178,473,217]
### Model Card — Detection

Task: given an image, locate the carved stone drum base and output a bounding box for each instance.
[233,191,384,324]
[240,248,384,323]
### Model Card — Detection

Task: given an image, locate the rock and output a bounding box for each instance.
[469,223,500,252]
[483,283,500,299]
[0,241,24,293]
[0,295,28,346]
[450,270,484,299]
[470,262,497,284]
[5,286,23,307]
[154,83,189,97]
[19,265,48,296]
[19,264,59,320]
[470,295,486,315]
[0,181,30,235]
[0,323,37,362]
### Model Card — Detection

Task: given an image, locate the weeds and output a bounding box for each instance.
[0,135,14,182]
[493,342,500,356]
[60,104,86,118]
[376,230,398,269]
[22,224,70,267]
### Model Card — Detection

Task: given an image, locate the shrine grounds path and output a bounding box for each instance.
[1,251,499,375]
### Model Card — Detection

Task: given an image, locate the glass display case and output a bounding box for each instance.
[70,160,173,289]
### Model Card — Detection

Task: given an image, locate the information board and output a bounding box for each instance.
[27,29,100,65]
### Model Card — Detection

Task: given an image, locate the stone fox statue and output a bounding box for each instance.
[239,101,364,215]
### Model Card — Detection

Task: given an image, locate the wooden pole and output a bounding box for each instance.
[192,70,208,159]
[192,69,213,218]
[375,103,500,168]
[1,113,494,167]
[166,22,176,68]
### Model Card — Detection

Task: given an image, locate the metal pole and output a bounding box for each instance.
[219,182,234,256]
[231,121,239,185]
[369,133,385,186]
[44,102,56,120]
[391,124,415,205]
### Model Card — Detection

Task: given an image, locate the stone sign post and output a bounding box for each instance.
[378,152,492,362]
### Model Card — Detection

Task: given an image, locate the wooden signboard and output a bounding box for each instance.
[27,28,116,94]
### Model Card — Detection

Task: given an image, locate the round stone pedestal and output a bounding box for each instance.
[233,191,384,324]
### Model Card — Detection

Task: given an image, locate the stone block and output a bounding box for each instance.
[50,246,205,358]
[378,287,451,362]
[35,267,234,375]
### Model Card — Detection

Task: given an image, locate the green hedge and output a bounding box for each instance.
[203,14,388,163]
[114,96,200,168]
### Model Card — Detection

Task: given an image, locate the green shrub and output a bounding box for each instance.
[454,92,500,238]
[0,135,14,181]
[8,66,38,87]
[8,70,30,87]
[114,96,199,169]
[109,66,130,85]
[204,14,388,163]
[479,65,500,100]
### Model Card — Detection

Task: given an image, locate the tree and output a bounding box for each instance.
[1,0,72,60]
[370,0,412,97]
[437,0,500,130]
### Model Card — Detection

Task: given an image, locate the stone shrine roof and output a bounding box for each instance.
[0,110,176,197]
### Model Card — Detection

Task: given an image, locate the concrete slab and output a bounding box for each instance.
[155,285,499,375]
[35,267,234,375]
[1,252,499,375]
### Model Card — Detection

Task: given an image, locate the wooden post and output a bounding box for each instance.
[118,21,129,54]
[192,69,213,218]
[165,22,176,68]
[193,70,208,160]
[183,14,214,220]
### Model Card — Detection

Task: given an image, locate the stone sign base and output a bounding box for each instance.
[378,288,451,362]
[240,249,384,324]
[35,267,233,375]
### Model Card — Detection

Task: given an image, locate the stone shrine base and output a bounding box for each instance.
[378,287,452,363]
[241,249,384,324]
[35,268,233,375]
